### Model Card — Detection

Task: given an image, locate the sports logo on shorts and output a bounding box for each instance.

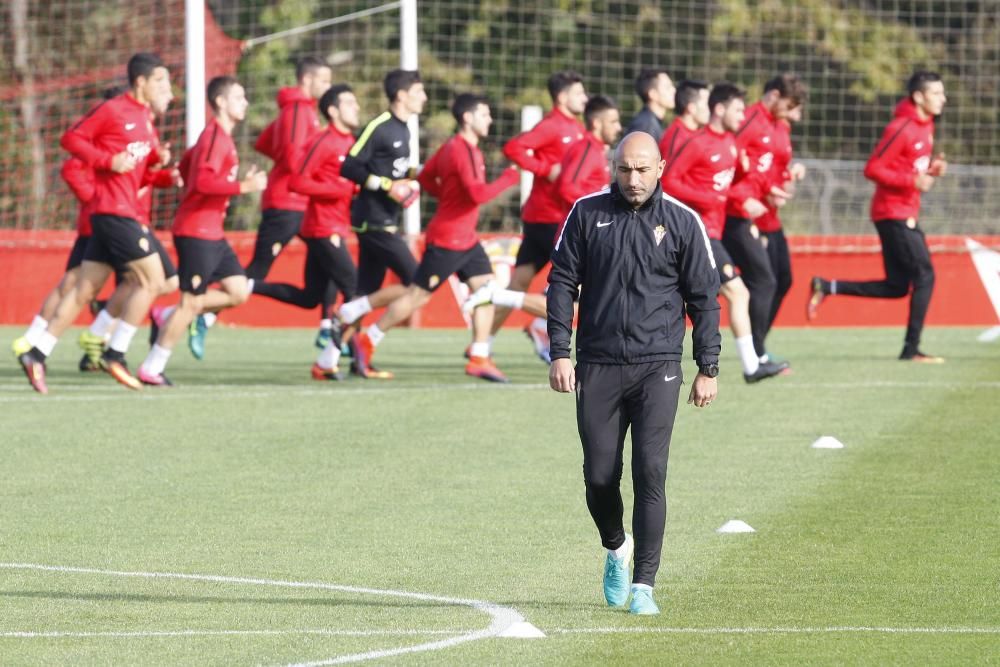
[653,225,666,246]
[138,237,150,252]
[906,217,917,229]
[191,275,202,289]
[723,263,734,278]
[271,242,282,256]
[749,224,760,240]
[428,275,440,289]
[330,233,341,247]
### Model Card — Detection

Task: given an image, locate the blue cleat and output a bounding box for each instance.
[603,533,633,607]
[188,315,208,360]
[628,585,660,615]
[314,326,332,350]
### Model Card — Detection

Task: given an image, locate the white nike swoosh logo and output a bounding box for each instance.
[664,375,677,382]
[596,221,614,228]
[393,141,403,148]
[125,123,136,131]
[710,154,721,162]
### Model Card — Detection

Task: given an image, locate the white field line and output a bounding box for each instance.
[550,626,1000,635]
[2,629,461,639]
[0,563,527,666]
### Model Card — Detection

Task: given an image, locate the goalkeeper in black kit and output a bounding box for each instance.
[337,69,426,378]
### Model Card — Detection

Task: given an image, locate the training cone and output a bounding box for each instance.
[811,436,845,449]
[716,519,755,534]
[499,622,546,638]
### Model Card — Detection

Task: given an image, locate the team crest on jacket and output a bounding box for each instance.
[653,224,666,246]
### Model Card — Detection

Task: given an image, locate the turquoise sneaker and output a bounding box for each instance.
[315,326,332,350]
[188,315,208,360]
[628,585,659,615]
[603,533,633,607]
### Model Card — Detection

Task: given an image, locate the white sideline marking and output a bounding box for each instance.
[2,629,461,639]
[0,563,533,665]
[550,626,1000,635]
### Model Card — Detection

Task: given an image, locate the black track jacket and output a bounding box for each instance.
[547,182,721,367]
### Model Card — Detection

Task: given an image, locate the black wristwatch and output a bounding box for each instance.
[698,363,719,378]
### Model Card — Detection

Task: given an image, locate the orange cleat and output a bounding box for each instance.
[465,355,510,383]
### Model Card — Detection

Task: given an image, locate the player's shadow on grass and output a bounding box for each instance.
[1,589,452,609]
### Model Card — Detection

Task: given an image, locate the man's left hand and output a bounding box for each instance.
[687,373,717,408]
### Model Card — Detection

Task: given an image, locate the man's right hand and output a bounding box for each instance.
[240,165,268,194]
[110,151,138,174]
[742,198,768,219]
[547,163,562,182]
[549,358,575,393]
[914,173,935,192]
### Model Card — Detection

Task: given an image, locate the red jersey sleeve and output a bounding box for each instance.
[662,141,724,211]
[289,133,356,201]
[555,140,594,206]
[864,119,916,189]
[454,142,518,204]
[61,102,115,171]
[60,158,95,204]
[254,120,277,159]
[416,143,445,198]
[192,129,240,197]
[503,120,558,177]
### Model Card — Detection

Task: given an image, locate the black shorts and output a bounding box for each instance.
[112,233,178,284]
[304,235,358,300]
[710,239,738,284]
[414,243,493,292]
[244,208,304,280]
[515,221,561,270]
[722,217,773,286]
[174,236,245,295]
[65,234,91,271]
[84,214,158,272]
[356,229,418,296]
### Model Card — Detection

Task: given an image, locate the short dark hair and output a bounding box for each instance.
[634,68,669,104]
[452,93,489,126]
[127,53,165,86]
[296,56,329,82]
[708,82,745,113]
[583,95,617,129]
[384,69,422,102]
[547,70,583,103]
[907,71,942,99]
[207,76,239,112]
[319,84,354,122]
[763,73,807,106]
[675,80,709,115]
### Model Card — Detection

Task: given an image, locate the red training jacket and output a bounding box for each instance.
[255,87,322,212]
[172,119,240,240]
[661,125,736,240]
[864,98,935,222]
[503,108,584,223]
[659,117,699,168]
[725,101,779,220]
[289,124,358,238]
[418,134,518,251]
[61,93,159,222]
[555,132,610,212]
[755,117,794,233]
[60,157,96,236]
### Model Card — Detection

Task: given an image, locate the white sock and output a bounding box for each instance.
[759,354,769,363]
[317,342,341,370]
[470,342,490,358]
[366,323,386,346]
[320,318,332,330]
[108,321,138,354]
[491,288,525,309]
[246,278,255,293]
[36,331,58,357]
[142,344,172,376]
[25,316,48,347]
[89,309,117,337]
[202,312,217,328]
[609,534,631,559]
[340,296,371,324]
[735,335,759,375]
[631,583,653,592]
[830,279,838,295]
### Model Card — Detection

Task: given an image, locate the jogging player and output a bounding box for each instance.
[623,68,675,143]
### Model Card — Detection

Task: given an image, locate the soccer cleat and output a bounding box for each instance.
[138,367,173,387]
[744,359,788,384]
[314,326,332,350]
[900,349,945,364]
[99,351,143,391]
[806,276,826,321]
[350,360,395,380]
[11,336,32,358]
[465,355,509,383]
[77,330,105,368]
[462,281,495,315]
[628,586,660,616]
[603,533,633,607]
[524,320,552,365]
[311,363,344,381]
[78,354,101,372]
[348,331,378,378]
[188,314,208,360]
[463,344,493,361]
[18,350,48,394]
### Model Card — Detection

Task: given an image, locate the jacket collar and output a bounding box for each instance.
[610,181,663,213]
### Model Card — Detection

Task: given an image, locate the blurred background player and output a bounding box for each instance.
[353,93,519,382]
[336,69,425,379]
[230,56,332,354]
[722,73,803,368]
[658,80,710,168]
[662,82,785,383]
[252,84,361,380]
[16,53,175,393]
[492,70,587,363]
[808,71,948,363]
[623,67,675,143]
[139,76,267,386]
